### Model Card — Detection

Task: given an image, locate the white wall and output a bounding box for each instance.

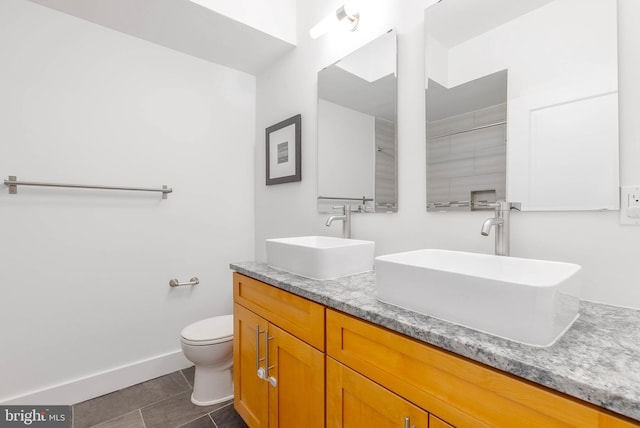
[0,0,255,404]
[254,0,640,308]
[318,99,375,199]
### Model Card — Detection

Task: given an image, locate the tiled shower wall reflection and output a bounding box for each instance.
[375,117,397,212]
[427,103,506,210]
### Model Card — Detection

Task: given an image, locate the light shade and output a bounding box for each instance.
[309,2,360,39]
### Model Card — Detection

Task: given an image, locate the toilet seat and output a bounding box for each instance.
[181,315,233,346]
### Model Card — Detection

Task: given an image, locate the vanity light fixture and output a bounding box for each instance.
[309,1,360,39]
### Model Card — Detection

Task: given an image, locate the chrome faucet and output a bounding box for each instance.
[325,205,351,239]
[480,200,521,256]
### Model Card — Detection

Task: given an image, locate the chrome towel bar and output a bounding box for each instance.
[4,176,172,199]
[318,196,374,202]
[169,277,199,287]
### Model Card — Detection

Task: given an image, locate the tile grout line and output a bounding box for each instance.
[208,402,235,428]
[83,409,143,428]
[138,409,147,428]
[139,388,194,414]
[179,369,193,389]
[75,371,194,428]
[139,390,228,428]
[73,369,237,428]
[208,413,219,428]
[214,402,234,412]
[176,413,211,428]
[173,399,234,428]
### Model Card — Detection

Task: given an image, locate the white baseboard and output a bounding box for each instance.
[1,350,192,405]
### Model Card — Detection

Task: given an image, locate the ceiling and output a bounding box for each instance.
[426,0,555,48]
[318,30,397,122]
[29,0,296,75]
[319,66,396,122]
[426,69,508,121]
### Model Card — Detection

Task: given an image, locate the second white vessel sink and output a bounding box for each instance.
[266,236,375,280]
[375,249,581,347]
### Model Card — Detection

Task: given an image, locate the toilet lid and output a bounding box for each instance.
[181,314,233,343]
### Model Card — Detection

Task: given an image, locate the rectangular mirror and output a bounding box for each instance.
[317,29,397,213]
[425,0,619,211]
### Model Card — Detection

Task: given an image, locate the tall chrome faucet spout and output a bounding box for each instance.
[325,215,346,227]
[480,201,520,256]
[481,217,503,236]
[326,205,352,239]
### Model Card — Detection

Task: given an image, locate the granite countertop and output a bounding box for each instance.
[231,261,640,422]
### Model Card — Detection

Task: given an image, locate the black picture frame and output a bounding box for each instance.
[266,114,301,185]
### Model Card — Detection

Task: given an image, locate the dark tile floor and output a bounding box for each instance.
[72,367,247,428]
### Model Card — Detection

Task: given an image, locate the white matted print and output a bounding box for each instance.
[269,125,295,177]
[266,114,301,185]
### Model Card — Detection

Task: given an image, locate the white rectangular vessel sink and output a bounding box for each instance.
[266,236,375,280]
[375,249,581,347]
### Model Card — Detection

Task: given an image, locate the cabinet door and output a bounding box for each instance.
[266,323,325,428]
[327,357,428,428]
[234,303,268,428]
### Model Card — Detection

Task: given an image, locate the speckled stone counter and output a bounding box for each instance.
[230,261,640,422]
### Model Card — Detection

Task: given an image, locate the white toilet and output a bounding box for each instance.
[180,314,234,406]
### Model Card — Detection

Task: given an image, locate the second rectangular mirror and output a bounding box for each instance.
[425,0,619,212]
[317,29,397,213]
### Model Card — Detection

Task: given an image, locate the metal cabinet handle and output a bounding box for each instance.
[255,324,266,380]
[404,417,415,428]
[265,332,277,388]
[268,376,277,388]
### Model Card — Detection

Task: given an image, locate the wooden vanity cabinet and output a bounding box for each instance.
[233,273,639,428]
[233,273,325,428]
[326,309,639,428]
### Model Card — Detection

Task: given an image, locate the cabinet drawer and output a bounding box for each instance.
[326,309,638,428]
[234,273,325,351]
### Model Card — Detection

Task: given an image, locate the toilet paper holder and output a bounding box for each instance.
[169,277,200,287]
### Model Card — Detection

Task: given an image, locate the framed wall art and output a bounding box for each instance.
[266,114,301,185]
